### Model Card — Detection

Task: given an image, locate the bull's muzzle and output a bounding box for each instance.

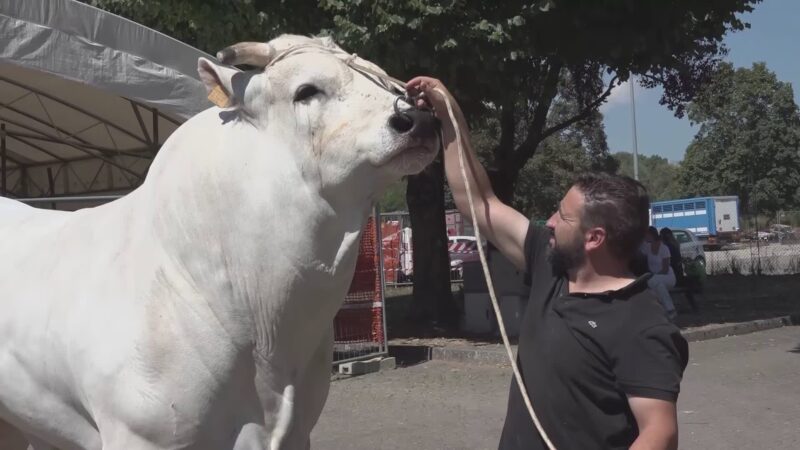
[388,109,440,140]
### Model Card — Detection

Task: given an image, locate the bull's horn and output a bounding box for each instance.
[216,42,276,67]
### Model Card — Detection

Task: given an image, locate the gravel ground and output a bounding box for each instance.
[313,326,800,449]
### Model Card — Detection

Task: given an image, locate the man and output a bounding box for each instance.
[406,77,688,450]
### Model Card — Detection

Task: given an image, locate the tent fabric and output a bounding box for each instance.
[0,0,213,199]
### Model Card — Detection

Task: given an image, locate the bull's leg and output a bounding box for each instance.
[23,434,57,450]
[0,418,30,450]
[283,326,334,449]
[245,327,334,450]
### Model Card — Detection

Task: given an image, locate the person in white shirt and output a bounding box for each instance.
[642,226,677,320]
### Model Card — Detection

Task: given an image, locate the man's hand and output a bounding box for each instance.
[405,77,455,123]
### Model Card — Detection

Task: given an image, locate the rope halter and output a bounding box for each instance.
[214,41,415,111]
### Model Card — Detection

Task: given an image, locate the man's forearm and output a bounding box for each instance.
[630,427,678,450]
[439,102,497,226]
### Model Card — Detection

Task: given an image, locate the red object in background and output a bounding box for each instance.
[380,220,402,284]
[334,216,385,345]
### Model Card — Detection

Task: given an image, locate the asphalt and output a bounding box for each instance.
[312,326,800,449]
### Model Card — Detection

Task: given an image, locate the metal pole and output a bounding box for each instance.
[375,205,389,354]
[629,78,640,181]
[152,108,159,151]
[46,167,56,209]
[17,194,123,204]
[1,123,6,195]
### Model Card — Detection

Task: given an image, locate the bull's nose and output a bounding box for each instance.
[388,110,440,138]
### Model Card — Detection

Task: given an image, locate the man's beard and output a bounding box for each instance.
[547,235,586,275]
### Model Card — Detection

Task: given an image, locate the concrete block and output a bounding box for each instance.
[338,357,396,376]
[379,357,396,371]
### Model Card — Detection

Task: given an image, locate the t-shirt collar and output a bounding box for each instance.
[565,273,652,300]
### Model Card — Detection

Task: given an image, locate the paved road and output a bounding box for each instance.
[312,326,800,449]
[678,326,800,450]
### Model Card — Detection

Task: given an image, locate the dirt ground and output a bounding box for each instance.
[313,327,800,450]
[385,274,800,346]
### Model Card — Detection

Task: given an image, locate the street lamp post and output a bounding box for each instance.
[629,78,639,181]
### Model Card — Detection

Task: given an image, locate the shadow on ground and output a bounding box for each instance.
[672,274,800,329]
[385,274,800,345]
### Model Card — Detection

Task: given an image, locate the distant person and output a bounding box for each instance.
[642,226,677,319]
[660,227,700,312]
[659,227,684,285]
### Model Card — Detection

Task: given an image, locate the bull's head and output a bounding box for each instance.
[196,35,440,198]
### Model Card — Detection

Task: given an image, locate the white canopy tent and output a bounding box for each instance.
[0,0,212,207]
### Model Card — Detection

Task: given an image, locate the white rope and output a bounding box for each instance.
[434,87,557,450]
[264,44,407,93]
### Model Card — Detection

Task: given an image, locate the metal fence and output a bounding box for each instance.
[332,213,389,364]
[379,211,413,285]
[705,211,800,275]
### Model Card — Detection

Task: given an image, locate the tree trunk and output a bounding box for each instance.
[488,138,526,206]
[406,156,458,326]
[487,165,520,206]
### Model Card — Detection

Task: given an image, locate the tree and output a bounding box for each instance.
[81,0,326,53]
[679,62,800,215]
[379,180,408,212]
[506,77,618,220]
[614,153,681,202]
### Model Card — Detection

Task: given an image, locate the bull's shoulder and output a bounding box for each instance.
[0,197,70,220]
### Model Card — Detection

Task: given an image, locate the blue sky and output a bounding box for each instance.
[601,0,797,163]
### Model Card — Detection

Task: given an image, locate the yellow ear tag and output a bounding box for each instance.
[208,85,231,108]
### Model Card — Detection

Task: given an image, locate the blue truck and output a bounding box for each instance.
[649,196,740,249]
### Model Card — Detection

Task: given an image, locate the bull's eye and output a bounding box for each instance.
[293,84,323,103]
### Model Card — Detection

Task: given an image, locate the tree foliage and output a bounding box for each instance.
[614,152,681,202]
[318,0,760,203]
[81,0,324,53]
[679,62,800,214]
[379,180,408,212]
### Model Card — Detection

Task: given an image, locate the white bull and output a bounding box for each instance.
[0,34,439,449]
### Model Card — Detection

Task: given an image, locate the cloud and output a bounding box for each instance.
[600,79,631,113]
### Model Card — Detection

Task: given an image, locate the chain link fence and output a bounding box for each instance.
[705,210,800,275]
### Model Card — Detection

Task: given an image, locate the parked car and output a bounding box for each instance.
[448,236,481,263]
[769,224,795,241]
[753,230,773,241]
[448,236,484,280]
[670,228,706,267]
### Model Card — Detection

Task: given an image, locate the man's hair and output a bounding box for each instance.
[572,172,650,260]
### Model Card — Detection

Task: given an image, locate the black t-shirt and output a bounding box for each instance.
[498,225,689,450]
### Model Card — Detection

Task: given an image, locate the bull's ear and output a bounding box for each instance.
[198,57,240,108]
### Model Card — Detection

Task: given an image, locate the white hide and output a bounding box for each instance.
[0,34,439,450]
